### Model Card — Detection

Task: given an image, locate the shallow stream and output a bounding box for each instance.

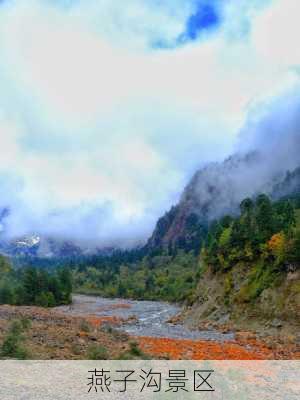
[57,294,234,341]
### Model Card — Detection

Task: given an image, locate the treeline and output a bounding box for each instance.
[203,194,300,272]
[21,247,199,303]
[72,193,300,304]
[4,192,299,307]
[73,251,200,303]
[0,257,72,307]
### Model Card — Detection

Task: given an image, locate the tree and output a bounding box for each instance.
[255,194,275,242]
[0,285,14,305]
[281,200,296,233]
[288,230,300,265]
[0,256,12,275]
[35,292,56,307]
[268,232,286,264]
[218,227,232,249]
[57,267,72,304]
[240,198,254,215]
[22,268,39,304]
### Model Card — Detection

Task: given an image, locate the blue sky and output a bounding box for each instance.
[0,0,299,245]
[186,3,219,37]
[152,0,221,48]
[180,1,220,42]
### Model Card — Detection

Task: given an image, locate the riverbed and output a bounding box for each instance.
[56,294,234,341]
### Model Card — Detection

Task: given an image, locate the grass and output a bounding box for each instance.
[116,341,150,360]
[86,344,109,360]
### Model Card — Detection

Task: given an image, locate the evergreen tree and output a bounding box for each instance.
[255,194,275,242]
[22,267,39,304]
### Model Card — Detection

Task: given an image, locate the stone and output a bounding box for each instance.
[271,319,283,328]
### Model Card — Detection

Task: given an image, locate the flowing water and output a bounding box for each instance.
[57,294,234,341]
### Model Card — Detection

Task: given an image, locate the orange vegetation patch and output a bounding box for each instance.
[137,337,300,360]
[86,315,123,328]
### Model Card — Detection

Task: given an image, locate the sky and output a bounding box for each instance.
[0,0,299,246]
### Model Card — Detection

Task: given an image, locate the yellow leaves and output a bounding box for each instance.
[268,232,285,252]
[267,232,286,260]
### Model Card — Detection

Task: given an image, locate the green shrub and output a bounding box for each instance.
[0,285,15,305]
[20,317,32,330]
[235,262,278,303]
[86,345,109,360]
[1,320,29,359]
[116,341,150,360]
[35,292,56,307]
[128,341,142,357]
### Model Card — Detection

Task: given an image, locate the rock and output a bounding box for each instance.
[218,313,230,324]
[236,331,257,341]
[125,315,138,325]
[271,319,283,328]
[166,314,182,324]
[221,327,230,334]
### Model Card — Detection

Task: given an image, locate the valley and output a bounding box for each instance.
[58,295,299,360]
[0,160,299,361]
[0,294,298,360]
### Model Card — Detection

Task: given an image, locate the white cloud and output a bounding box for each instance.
[253,0,300,67]
[0,0,299,244]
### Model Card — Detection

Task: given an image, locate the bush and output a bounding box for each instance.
[86,345,109,360]
[0,285,15,305]
[116,341,149,360]
[1,320,29,359]
[235,262,278,303]
[20,317,32,330]
[35,292,56,307]
[128,341,142,357]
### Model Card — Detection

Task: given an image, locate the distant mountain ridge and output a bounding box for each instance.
[147,152,300,253]
[0,153,299,259]
[0,236,81,258]
[0,235,117,259]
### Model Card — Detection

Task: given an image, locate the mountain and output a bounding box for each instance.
[1,153,299,259]
[147,152,300,253]
[0,235,116,259]
[0,235,83,258]
[146,205,207,253]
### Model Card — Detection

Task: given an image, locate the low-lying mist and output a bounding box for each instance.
[180,88,300,222]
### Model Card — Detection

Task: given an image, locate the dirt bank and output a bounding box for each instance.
[0,305,134,360]
[0,304,298,360]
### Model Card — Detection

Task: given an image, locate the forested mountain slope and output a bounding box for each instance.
[181,193,300,336]
[147,155,300,254]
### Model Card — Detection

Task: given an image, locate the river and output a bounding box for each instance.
[57,294,234,341]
